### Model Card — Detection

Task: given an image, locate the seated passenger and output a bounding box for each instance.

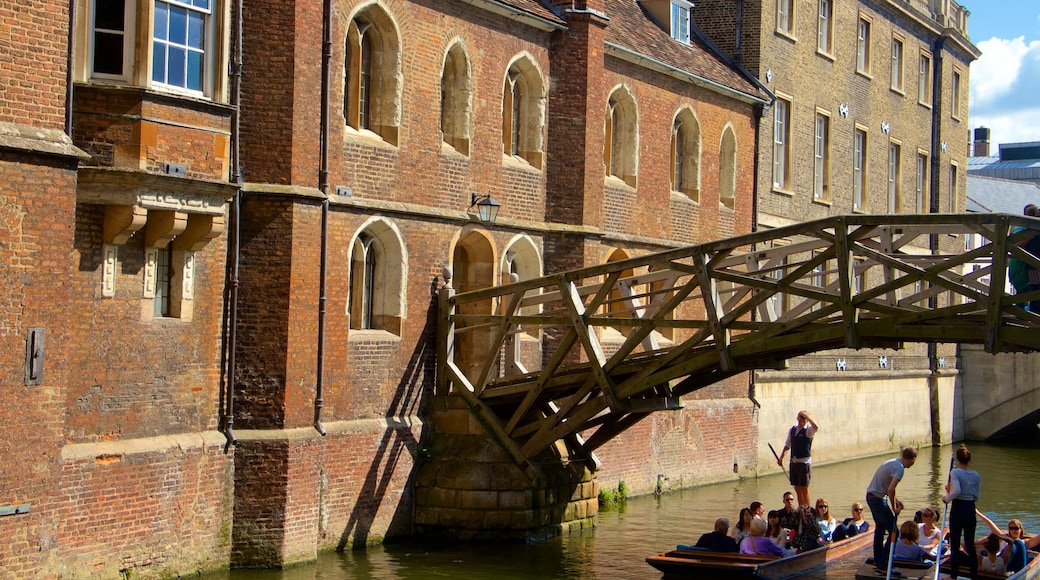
[893,520,932,562]
[978,533,1009,576]
[695,517,740,552]
[750,500,765,520]
[831,502,869,541]
[730,507,754,543]
[766,510,789,548]
[740,517,790,557]
[975,510,1033,572]
[917,507,943,558]
[790,505,823,552]
[815,498,837,542]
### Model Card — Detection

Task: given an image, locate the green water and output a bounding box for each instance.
[206,442,1040,579]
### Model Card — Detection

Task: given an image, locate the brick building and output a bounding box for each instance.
[690,0,980,464]
[0,0,776,576]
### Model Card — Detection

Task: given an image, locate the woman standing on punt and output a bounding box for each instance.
[943,444,982,580]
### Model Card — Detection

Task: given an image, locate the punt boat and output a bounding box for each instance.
[646,525,873,579]
[853,548,1040,580]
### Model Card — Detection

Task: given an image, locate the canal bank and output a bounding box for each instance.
[202,442,1040,579]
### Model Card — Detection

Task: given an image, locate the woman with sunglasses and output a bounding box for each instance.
[976,509,1036,573]
[816,498,837,542]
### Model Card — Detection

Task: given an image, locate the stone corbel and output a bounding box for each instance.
[103,205,148,245]
[144,210,188,248]
[172,213,226,251]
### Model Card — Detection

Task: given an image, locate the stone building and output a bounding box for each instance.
[689,0,980,466]
[0,0,776,576]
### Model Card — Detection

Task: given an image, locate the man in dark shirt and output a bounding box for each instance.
[695,518,740,552]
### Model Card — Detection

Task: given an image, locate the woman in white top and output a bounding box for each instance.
[730,507,753,543]
[916,507,942,557]
[978,533,1008,576]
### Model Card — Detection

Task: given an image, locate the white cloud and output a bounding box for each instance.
[970,37,1040,143]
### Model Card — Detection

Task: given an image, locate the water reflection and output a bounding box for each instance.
[206,443,1040,579]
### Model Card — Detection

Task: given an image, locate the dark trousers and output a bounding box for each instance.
[866,495,895,568]
[949,499,977,580]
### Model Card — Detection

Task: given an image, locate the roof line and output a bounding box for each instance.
[455,0,566,31]
[604,42,770,106]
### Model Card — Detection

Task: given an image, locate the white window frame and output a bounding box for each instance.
[916,151,929,213]
[888,141,901,213]
[813,111,830,201]
[773,96,792,191]
[891,36,904,92]
[776,0,795,36]
[89,0,134,81]
[918,51,933,107]
[857,17,872,75]
[853,126,867,211]
[951,69,962,119]
[671,1,693,44]
[817,0,833,56]
[151,0,214,96]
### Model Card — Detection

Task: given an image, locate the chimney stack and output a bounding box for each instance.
[973,127,991,157]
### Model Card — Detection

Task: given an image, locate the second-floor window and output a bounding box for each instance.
[857,18,872,75]
[891,37,904,92]
[916,152,929,213]
[152,0,211,93]
[918,52,933,106]
[888,142,901,213]
[777,0,794,35]
[952,70,962,119]
[817,0,833,55]
[814,112,830,201]
[773,97,791,190]
[853,128,867,211]
[671,1,692,43]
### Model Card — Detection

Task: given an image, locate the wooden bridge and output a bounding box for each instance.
[436,214,1040,473]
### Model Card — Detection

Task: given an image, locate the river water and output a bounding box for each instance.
[205,442,1040,579]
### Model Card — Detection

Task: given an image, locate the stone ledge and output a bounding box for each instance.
[0,122,89,159]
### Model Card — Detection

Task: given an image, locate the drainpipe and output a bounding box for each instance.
[220,0,245,450]
[734,0,743,66]
[927,35,946,445]
[313,0,333,437]
[66,0,76,136]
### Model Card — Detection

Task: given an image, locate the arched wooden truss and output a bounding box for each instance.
[437,214,1040,472]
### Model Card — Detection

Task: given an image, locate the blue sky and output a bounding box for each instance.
[960,0,1040,147]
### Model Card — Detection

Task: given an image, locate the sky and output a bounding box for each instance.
[960,0,1040,147]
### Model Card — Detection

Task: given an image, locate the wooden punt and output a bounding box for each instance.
[646,525,873,579]
[853,548,1040,580]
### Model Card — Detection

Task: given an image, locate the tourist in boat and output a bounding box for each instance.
[832,502,870,542]
[790,504,823,552]
[740,517,790,557]
[694,517,740,552]
[730,507,753,543]
[777,410,819,507]
[766,510,788,547]
[750,500,765,520]
[893,520,934,562]
[778,491,799,531]
[866,446,918,574]
[975,510,1033,573]
[978,533,1009,576]
[816,498,837,542]
[916,507,943,558]
[942,443,981,580]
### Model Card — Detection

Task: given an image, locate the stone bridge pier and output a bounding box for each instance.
[958,345,1040,440]
[413,396,598,541]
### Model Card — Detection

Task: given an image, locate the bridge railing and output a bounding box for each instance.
[437,214,1040,468]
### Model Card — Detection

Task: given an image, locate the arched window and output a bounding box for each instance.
[348,219,406,335]
[604,86,638,187]
[501,56,546,169]
[441,43,472,155]
[344,6,401,145]
[719,126,737,209]
[671,109,701,201]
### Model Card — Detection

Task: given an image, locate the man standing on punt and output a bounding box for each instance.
[777,410,819,507]
[866,447,918,575]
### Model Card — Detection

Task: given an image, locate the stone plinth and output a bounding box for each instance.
[414,396,598,541]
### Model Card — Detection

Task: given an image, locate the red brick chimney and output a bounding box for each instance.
[974,127,991,157]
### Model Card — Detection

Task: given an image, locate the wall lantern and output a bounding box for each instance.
[470,192,501,224]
